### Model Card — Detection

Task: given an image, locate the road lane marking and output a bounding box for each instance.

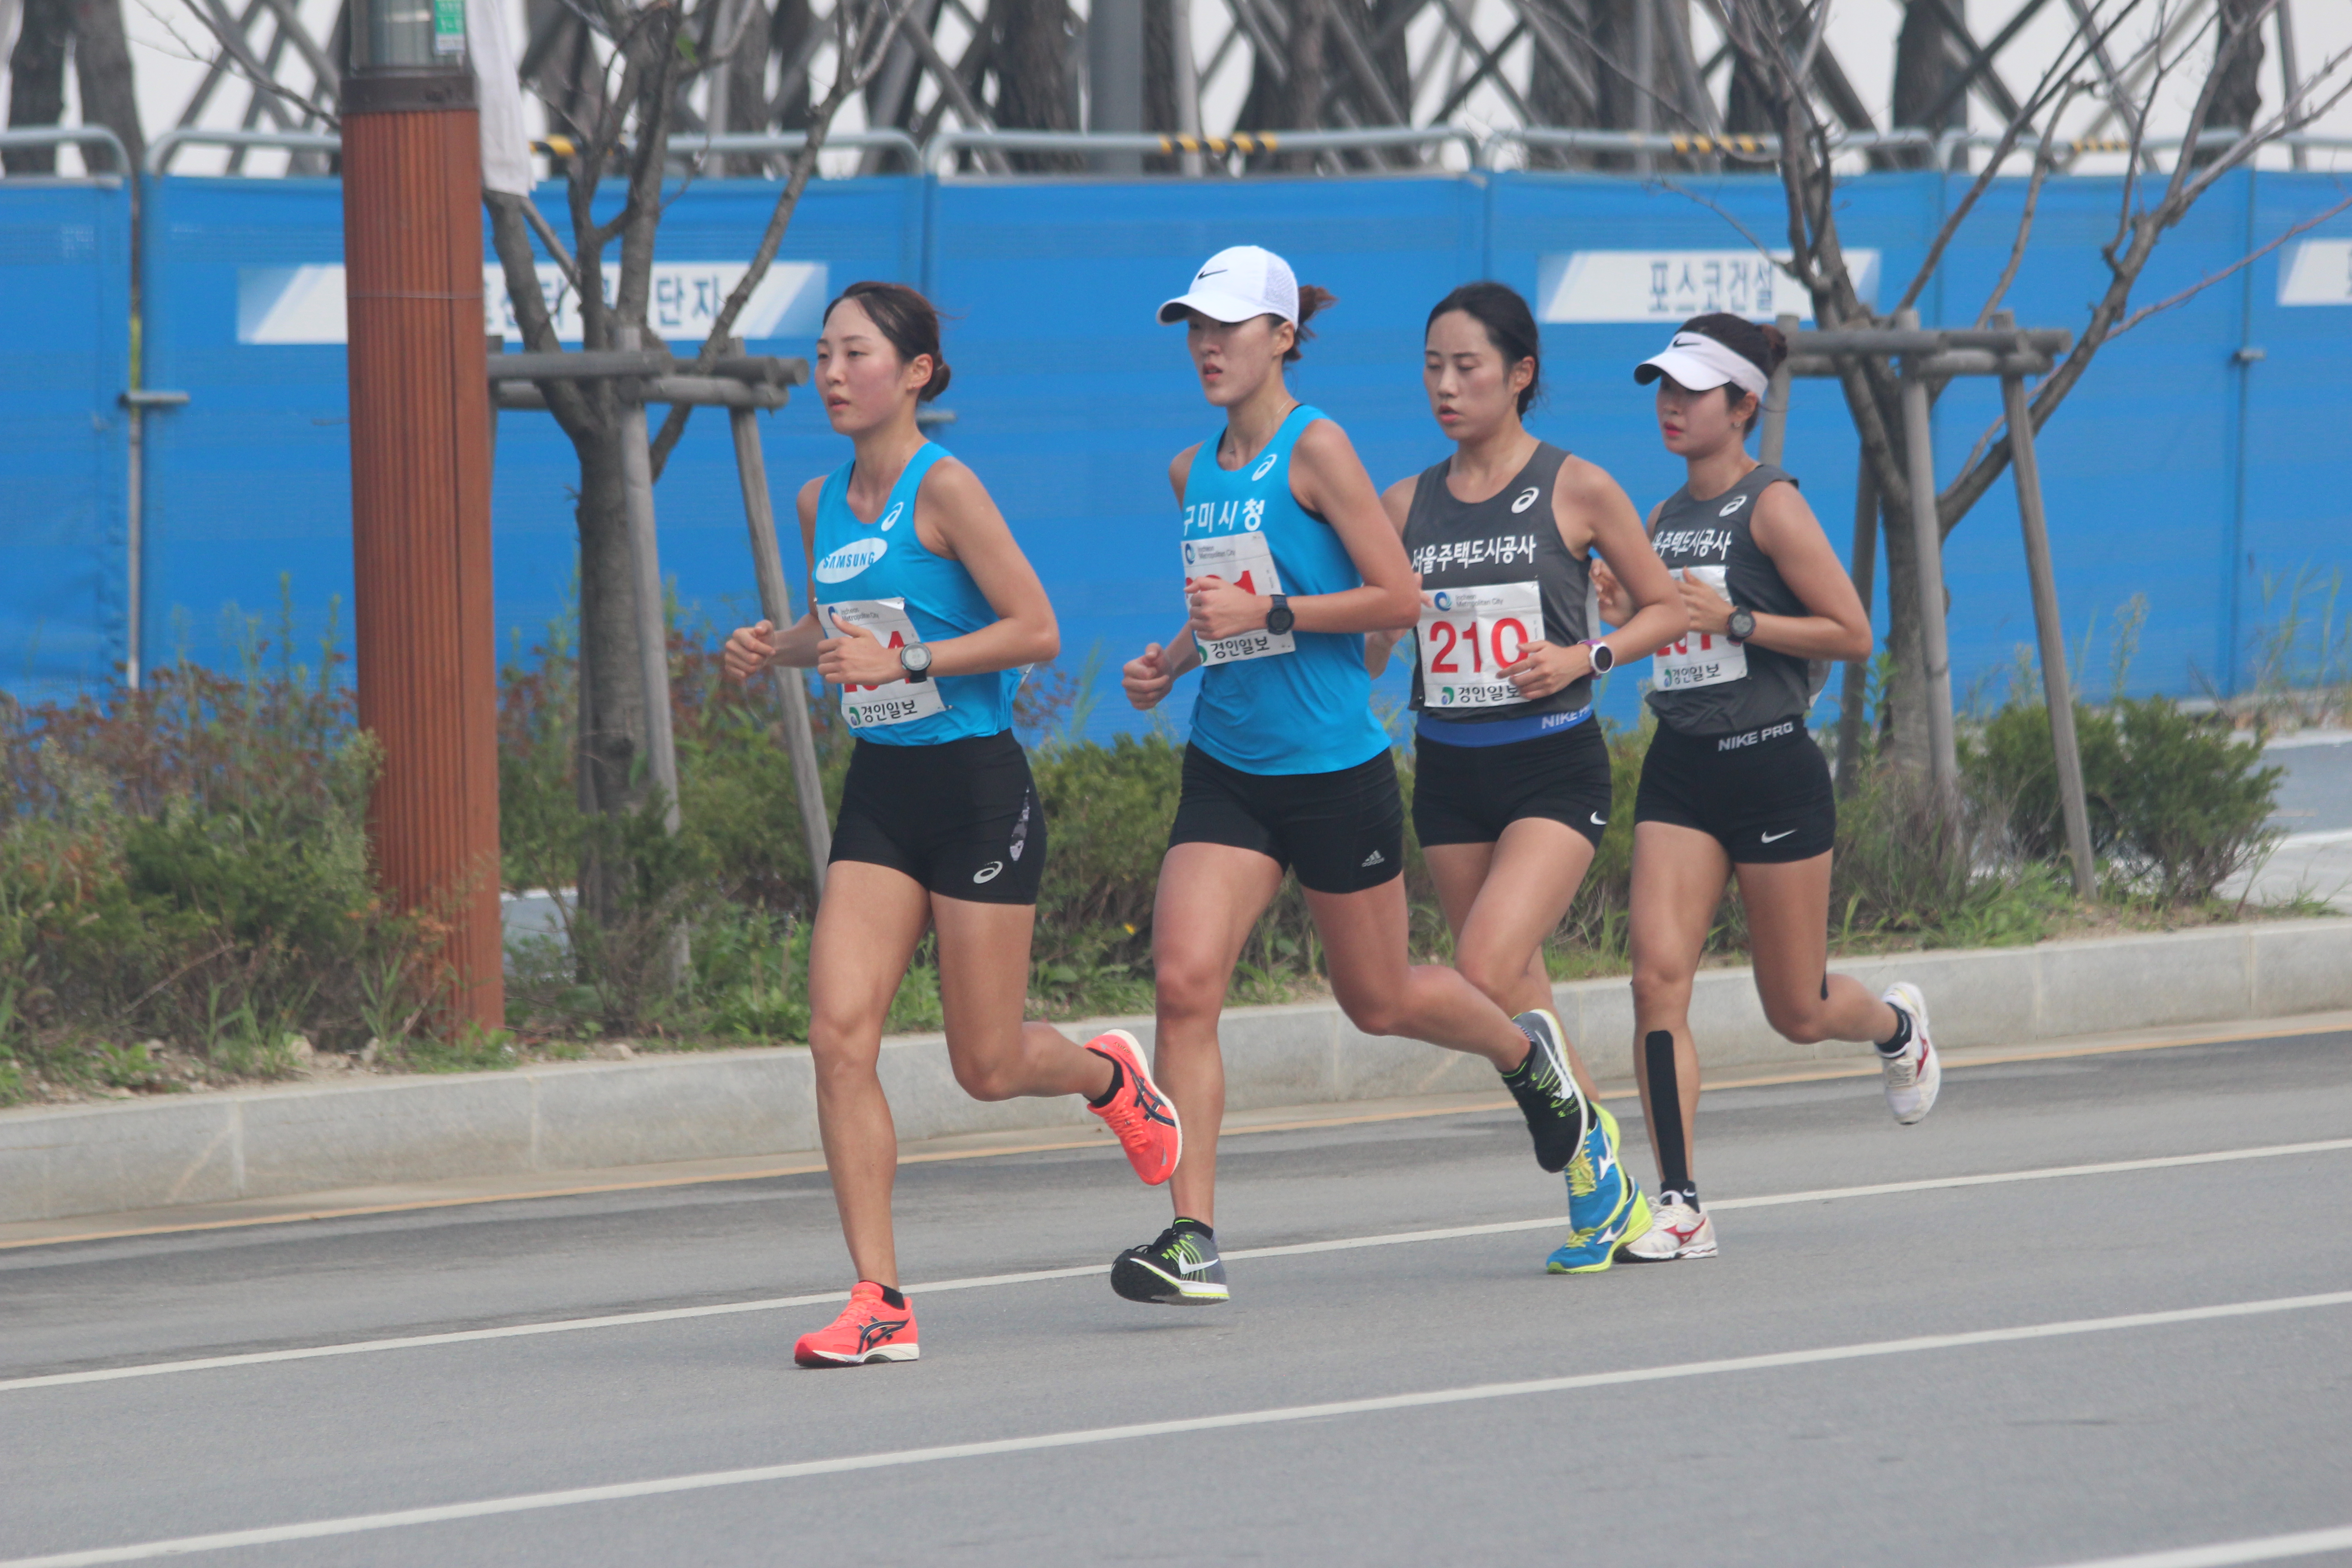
[2036,1523,2352,1568]
[5,1136,2348,1396]
[10,1014,2339,1253]
[7,1289,2352,1567]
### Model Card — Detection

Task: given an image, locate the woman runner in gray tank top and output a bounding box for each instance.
[1589,313,1944,1267]
[1367,282,1688,1274]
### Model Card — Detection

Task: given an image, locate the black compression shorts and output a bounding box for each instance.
[1167,744,1404,895]
[1632,717,1835,863]
[829,730,1046,904]
[1411,717,1612,850]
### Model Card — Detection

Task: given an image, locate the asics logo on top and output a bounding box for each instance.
[877,501,905,532]
[1511,486,1541,514]
[1718,493,1751,517]
[814,538,888,583]
[1760,829,1795,843]
[1361,849,1387,867]
[1250,449,1280,481]
[972,862,1004,884]
[856,1316,909,1352]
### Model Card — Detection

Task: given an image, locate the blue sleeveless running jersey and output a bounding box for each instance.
[809,442,1018,747]
[1181,405,1390,776]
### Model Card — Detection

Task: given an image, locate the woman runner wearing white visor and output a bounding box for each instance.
[1113,246,1595,1307]
[1591,313,1941,1265]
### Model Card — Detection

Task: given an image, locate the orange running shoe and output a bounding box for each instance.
[1085,1029,1182,1186]
[793,1282,919,1368]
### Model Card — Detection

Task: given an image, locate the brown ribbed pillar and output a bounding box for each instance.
[342,66,503,1033]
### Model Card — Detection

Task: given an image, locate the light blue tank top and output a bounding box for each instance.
[1182,405,1391,776]
[808,442,1018,747]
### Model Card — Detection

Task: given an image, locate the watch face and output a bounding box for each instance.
[900,643,932,672]
[1729,609,1755,641]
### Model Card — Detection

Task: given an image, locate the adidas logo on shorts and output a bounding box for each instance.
[1361,850,1386,867]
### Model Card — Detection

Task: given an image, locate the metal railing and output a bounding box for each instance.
[145,127,923,176]
[921,125,1481,176]
[1482,125,2352,171]
[147,128,341,174]
[0,125,132,177]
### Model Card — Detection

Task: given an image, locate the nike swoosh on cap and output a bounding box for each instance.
[1196,267,1228,279]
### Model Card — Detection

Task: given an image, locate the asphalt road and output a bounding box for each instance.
[3,1028,2350,1568]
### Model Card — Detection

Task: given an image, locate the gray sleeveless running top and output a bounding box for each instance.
[1645,461,1820,738]
[1402,442,1592,720]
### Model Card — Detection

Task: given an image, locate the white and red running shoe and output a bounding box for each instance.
[1085,1029,1182,1186]
[794,1282,918,1368]
[1877,982,1941,1126]
[1620,1192,1717,1262]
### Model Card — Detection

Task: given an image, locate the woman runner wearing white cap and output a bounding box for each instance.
[1366,280,1688,1274]
[1111,247,1597,1307]
[723,282,1183,1365]
[1590,312,1942,1265]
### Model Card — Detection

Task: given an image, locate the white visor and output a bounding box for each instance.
[1158,244,1299,327]
[1635,331,1771,401]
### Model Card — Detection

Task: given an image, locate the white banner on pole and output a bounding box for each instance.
[1536,250,1880,324]
[468,0,535,196]
[238,261,830,343]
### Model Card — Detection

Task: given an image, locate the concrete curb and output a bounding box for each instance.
[4,917,2345,1225]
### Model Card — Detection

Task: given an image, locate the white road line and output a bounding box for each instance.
[2036,1523,2352,1568]
[6,1135,2349,1398]
[8,1289,2352,1568]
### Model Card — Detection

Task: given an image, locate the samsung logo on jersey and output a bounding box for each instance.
[814,538,888,583]
[1250,450,1281,481]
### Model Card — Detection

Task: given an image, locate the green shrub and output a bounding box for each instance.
[1967,694,2282,903]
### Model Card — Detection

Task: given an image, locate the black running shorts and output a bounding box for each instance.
[1632,717,1835,863]
[829,730,1046,904]
[1167,744,1404,895]
[1411,718,1613,850]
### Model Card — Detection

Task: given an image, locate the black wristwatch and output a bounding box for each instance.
[1264,594,1295,637]
[1727,607,1757,642]
[1581,639,1616,675]
[897,642,934,683]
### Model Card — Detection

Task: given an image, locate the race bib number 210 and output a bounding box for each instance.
[1417,582,1544,709]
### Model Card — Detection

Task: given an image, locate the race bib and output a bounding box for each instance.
[1183,532,1294,666]
[819,597,947,729]
[1652,566,1749,691]
[1416,582,1544,710]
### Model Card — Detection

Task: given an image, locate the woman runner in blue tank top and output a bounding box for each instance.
[1365,282,1688,1274]
[1591,313,1941,1268]
[723,283,1182,1367]
[1107,246,1597,1309]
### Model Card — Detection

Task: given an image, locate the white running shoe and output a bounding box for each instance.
[1620,1192,1717,1262]
[1878,981,1941,1126]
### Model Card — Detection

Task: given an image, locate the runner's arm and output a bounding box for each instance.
[1588,499,1664,629]
[1567,461,1686,663]
[1363,474,1421,675]
[818,446,1058,681]
[1272,418,1420,634]
[720,479,827,680]
[1686,480,1871,661]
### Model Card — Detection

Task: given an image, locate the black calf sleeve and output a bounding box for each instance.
[1645,1029,1690,1196]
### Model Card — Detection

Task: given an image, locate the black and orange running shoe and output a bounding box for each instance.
[793,1282,919,1367]
[1085,1029,1183,1186]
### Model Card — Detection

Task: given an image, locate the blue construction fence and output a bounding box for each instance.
[4,165,2349,736]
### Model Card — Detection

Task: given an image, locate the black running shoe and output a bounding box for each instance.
[1503,1009,1591,1174]
[1111,1222,1229,1305]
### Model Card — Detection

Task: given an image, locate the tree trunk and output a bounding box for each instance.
[768,0,813,127]
[2196,0,2264,163]
[990,0,1075,170]
[570,425,651,927]
[66,0,137,170]
[5,0,69,175]
[1890,0,1961,169]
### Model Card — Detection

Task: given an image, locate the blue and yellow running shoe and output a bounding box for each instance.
[1545,1105,1653,1274]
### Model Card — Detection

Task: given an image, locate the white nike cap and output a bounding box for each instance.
[1635,329,1771,400]
[1157,245,1299,327]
